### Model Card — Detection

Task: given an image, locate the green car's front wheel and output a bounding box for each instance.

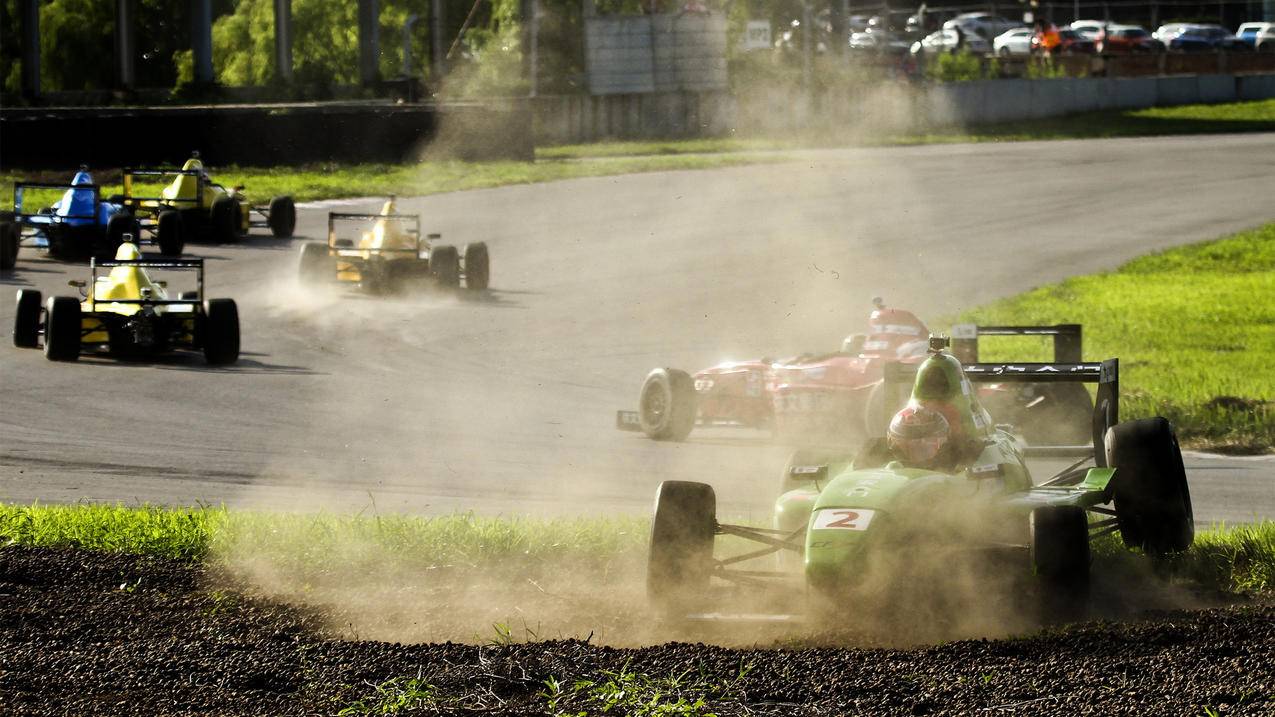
[647,480,716,613]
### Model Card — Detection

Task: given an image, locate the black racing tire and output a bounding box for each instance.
[14,289,42,348]
[638,368,697,441]
[1106,417,1194,555]
[43,296,81,361]
[103,213,140,258]
[1030,505,1090,586]
[157,210,185,256]
[462,242,490,291]
[647,480,716,611]
[298,242,331,285]
[202,298,240,365]
[429,244,460,287]
[210,197,242,244]
[268,196,296,238]
[0,221,17,270]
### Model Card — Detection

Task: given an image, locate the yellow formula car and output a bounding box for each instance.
[297,198,489,294]
[121,155,296,244]
[13,241,239,365]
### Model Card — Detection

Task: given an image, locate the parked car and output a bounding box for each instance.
[1069,19,1108,40]
[1033,28,1097,54]
[1236,22,1275,52]
[1098,25,1163,53]
[849,30,913,55]
[1156,23,1249,52]
[945,13,1021,40]
[912,27,992,56]
[994,27,1034,56]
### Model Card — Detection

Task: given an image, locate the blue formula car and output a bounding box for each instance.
[2,168,183,268]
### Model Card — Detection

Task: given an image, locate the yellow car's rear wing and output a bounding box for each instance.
[327,212,429,255]
[121,168,204,207]
[86,256,205,309]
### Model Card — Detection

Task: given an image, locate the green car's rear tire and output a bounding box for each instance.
[157,210,185,256]
[43,296,81,361]
[268,196,296,238]
[462,242,490,290]
[638,368,697,442]
[647,480,716,612]
[1106,417,1193,555]
[14,289,42,347]
[0,221,17,270]
[429,244,460,287]
[298,242,331,285]
[211,197,242,244]
[1030,505,1090,586]
[202,298,240,365]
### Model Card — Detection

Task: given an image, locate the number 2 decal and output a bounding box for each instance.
[813,508,875,531]
[825,511,860,528]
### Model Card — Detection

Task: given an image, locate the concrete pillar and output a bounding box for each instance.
[191,0,214,83]
[359,0,381,86]
[430,0,446,78]
[274,0,293,82]
[116,0,137,89]
[1266,0,1274,21]
[20,0,39,97]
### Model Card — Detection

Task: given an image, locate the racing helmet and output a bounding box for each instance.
[115,241,142,261]
[887,405,951,468]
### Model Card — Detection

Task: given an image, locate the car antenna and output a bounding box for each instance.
[928,334,950,353]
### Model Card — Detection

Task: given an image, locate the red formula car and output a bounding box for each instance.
[617,299,931,444]
[617,300,1094,447]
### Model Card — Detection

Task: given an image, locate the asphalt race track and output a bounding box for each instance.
[2,134,1273,526]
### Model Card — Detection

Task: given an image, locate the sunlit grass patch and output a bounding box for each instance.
[956,222,1275,453]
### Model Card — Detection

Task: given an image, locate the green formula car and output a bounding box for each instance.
[647,337,1193,614]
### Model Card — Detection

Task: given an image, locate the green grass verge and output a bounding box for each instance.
[1,503,1272,594]
[0,153,784,205]
[3,100,1270,203]
[954,222,1275,453]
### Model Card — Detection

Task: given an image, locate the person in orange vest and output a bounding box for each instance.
[1036,21,1062,55]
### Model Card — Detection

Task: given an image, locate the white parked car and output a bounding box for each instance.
[1236,22,1275,52]
[911,27,992,56]
[993,27,1034,56]
[1070,19,1108,40]
[944,13,1022,40]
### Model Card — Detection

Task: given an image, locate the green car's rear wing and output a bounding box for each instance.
[950,323,1083,364]
[882,357,1119,466]
[327,212,429,255]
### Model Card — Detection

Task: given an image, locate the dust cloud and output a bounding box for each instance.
[202,81,1172,651]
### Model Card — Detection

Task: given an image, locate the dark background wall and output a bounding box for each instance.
[0,101,533,169]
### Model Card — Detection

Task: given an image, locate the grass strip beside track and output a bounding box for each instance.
[1,503,1272,594]
[954,221,1275,453]
[2,99,1270,203]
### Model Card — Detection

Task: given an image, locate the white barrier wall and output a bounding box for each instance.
[534,72,1275,143]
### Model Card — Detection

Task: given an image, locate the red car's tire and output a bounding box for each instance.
[639,368,697,441]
